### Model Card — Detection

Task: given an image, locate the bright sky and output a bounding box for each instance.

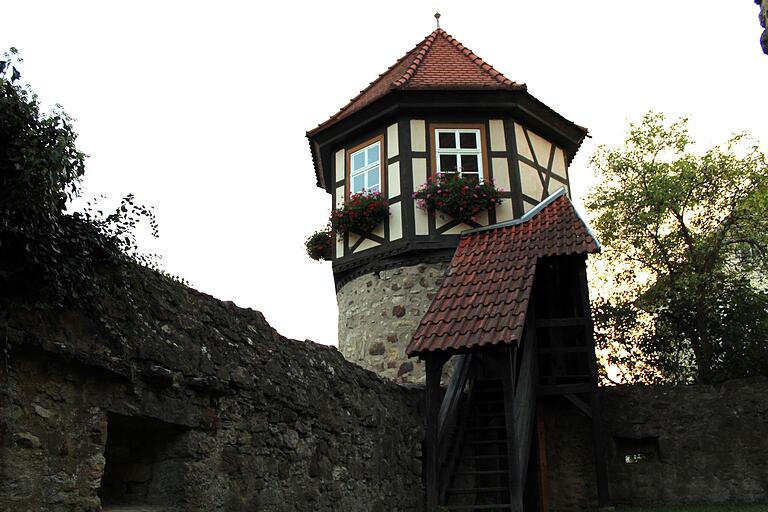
[4,1,767,346]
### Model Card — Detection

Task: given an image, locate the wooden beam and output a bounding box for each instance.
[425,354,447,512]
[502,347,523,512]
[576,259,611,508]
[536,411,550,512]
[590,391,610,508]
[564,393,592,419]
[537,383,592,396]
[535,317,588,328]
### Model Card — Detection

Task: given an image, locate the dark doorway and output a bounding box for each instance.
[99,413,188,510]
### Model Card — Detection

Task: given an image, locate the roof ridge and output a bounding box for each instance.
[463,188,568,235]
[310,32,433,134]
[392,29,440,88]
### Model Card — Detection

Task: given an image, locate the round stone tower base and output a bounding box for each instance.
[337,262,450,384]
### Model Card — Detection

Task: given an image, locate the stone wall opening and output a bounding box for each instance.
[614,436,660,465]
[99,413,188,510]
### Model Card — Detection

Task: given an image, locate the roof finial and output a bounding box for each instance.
[434,11,441,29]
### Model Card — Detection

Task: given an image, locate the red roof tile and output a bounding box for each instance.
[307,29,526,136]
[406,190,599,357]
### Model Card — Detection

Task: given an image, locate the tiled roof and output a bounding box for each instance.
[406,189,599,357]
[307,29,526,136]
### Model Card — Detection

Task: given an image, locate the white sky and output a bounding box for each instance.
[4,1,767,346]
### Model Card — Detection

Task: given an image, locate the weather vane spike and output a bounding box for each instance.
[434,11,441,29]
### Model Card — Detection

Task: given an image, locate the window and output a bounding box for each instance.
[434,128,484,183]
[349,140,381,194]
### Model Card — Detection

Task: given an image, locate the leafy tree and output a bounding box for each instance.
[587,112,768,384]
[0,48,166,310]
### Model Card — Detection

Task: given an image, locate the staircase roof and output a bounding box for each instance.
[307,28,526,136]
[406,189,599,357]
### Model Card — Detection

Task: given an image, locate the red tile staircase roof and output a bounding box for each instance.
[406,190,600,357]
[308,29,526,136]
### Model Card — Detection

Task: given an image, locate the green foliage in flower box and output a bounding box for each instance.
[305,228,332,261]
[413,174,503,224]
[330,191,389,235]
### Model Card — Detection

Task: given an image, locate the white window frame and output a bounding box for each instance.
[349,141,381,194]
[435,128,484,183]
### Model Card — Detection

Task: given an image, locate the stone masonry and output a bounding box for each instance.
[336,262,450,384]
[542,378,768,511]
[0,266,424,512]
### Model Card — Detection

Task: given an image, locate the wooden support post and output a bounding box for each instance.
[502,347,523,512]
[590,390,610,508]
[576,257,611,508]
[425,354,446,512]
[536,410,550,512]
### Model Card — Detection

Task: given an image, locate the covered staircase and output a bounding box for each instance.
[443,378,512,511]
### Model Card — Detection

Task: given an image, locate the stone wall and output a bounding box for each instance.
[336,262,449,383]
[542,378,768,511]
[0,266,424,512]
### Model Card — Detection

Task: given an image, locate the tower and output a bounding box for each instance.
[307,28,588,383]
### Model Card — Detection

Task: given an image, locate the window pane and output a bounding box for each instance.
[368,183,380,193]
[367,167,380,188]
[461,154,479,172]
[352,173,365,193]
[352,152,365,171]
[438,132,456,149]
[367,144,379,164]
[459,131,478,149]
[439,154,458,173]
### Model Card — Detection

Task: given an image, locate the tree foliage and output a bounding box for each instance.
[0,48,169,315]
[587,112,768,384]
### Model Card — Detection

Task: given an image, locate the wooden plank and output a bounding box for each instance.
[576,259,611,508]
[536,411,550,512]
[425,354,447,512]
[535,317,588,328]
[537,347,592,354]
[502,347,522,512]
[564,393,592,419]
[536,383,592,396]
[513,321,537,492]
[590,390,610,508]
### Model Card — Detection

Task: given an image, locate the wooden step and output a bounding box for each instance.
[443,504,513,510]
[472,400,504,406]
[446,486,508,494]
[457,454,508,463]
[465,439,508,445]
[465,425,506,432]
[452,469,508,477]
[471,411,506,418]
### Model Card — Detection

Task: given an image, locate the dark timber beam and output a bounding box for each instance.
[577,259,611,508]
[536,411,550,512]
[424,353,448,512]
[564,393,592,419]
[502,347,522,512]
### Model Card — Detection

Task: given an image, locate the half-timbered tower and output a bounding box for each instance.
[406,190,609,511]
[307,28,588,383]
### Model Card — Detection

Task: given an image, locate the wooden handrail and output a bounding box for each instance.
[436,353,474,501]
[438,353,473,442]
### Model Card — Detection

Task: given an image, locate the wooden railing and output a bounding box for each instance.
[436,353,474,500]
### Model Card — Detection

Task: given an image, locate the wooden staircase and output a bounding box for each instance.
[441,379,513,511]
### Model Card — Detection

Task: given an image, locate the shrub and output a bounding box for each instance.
[412,174,503,224]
